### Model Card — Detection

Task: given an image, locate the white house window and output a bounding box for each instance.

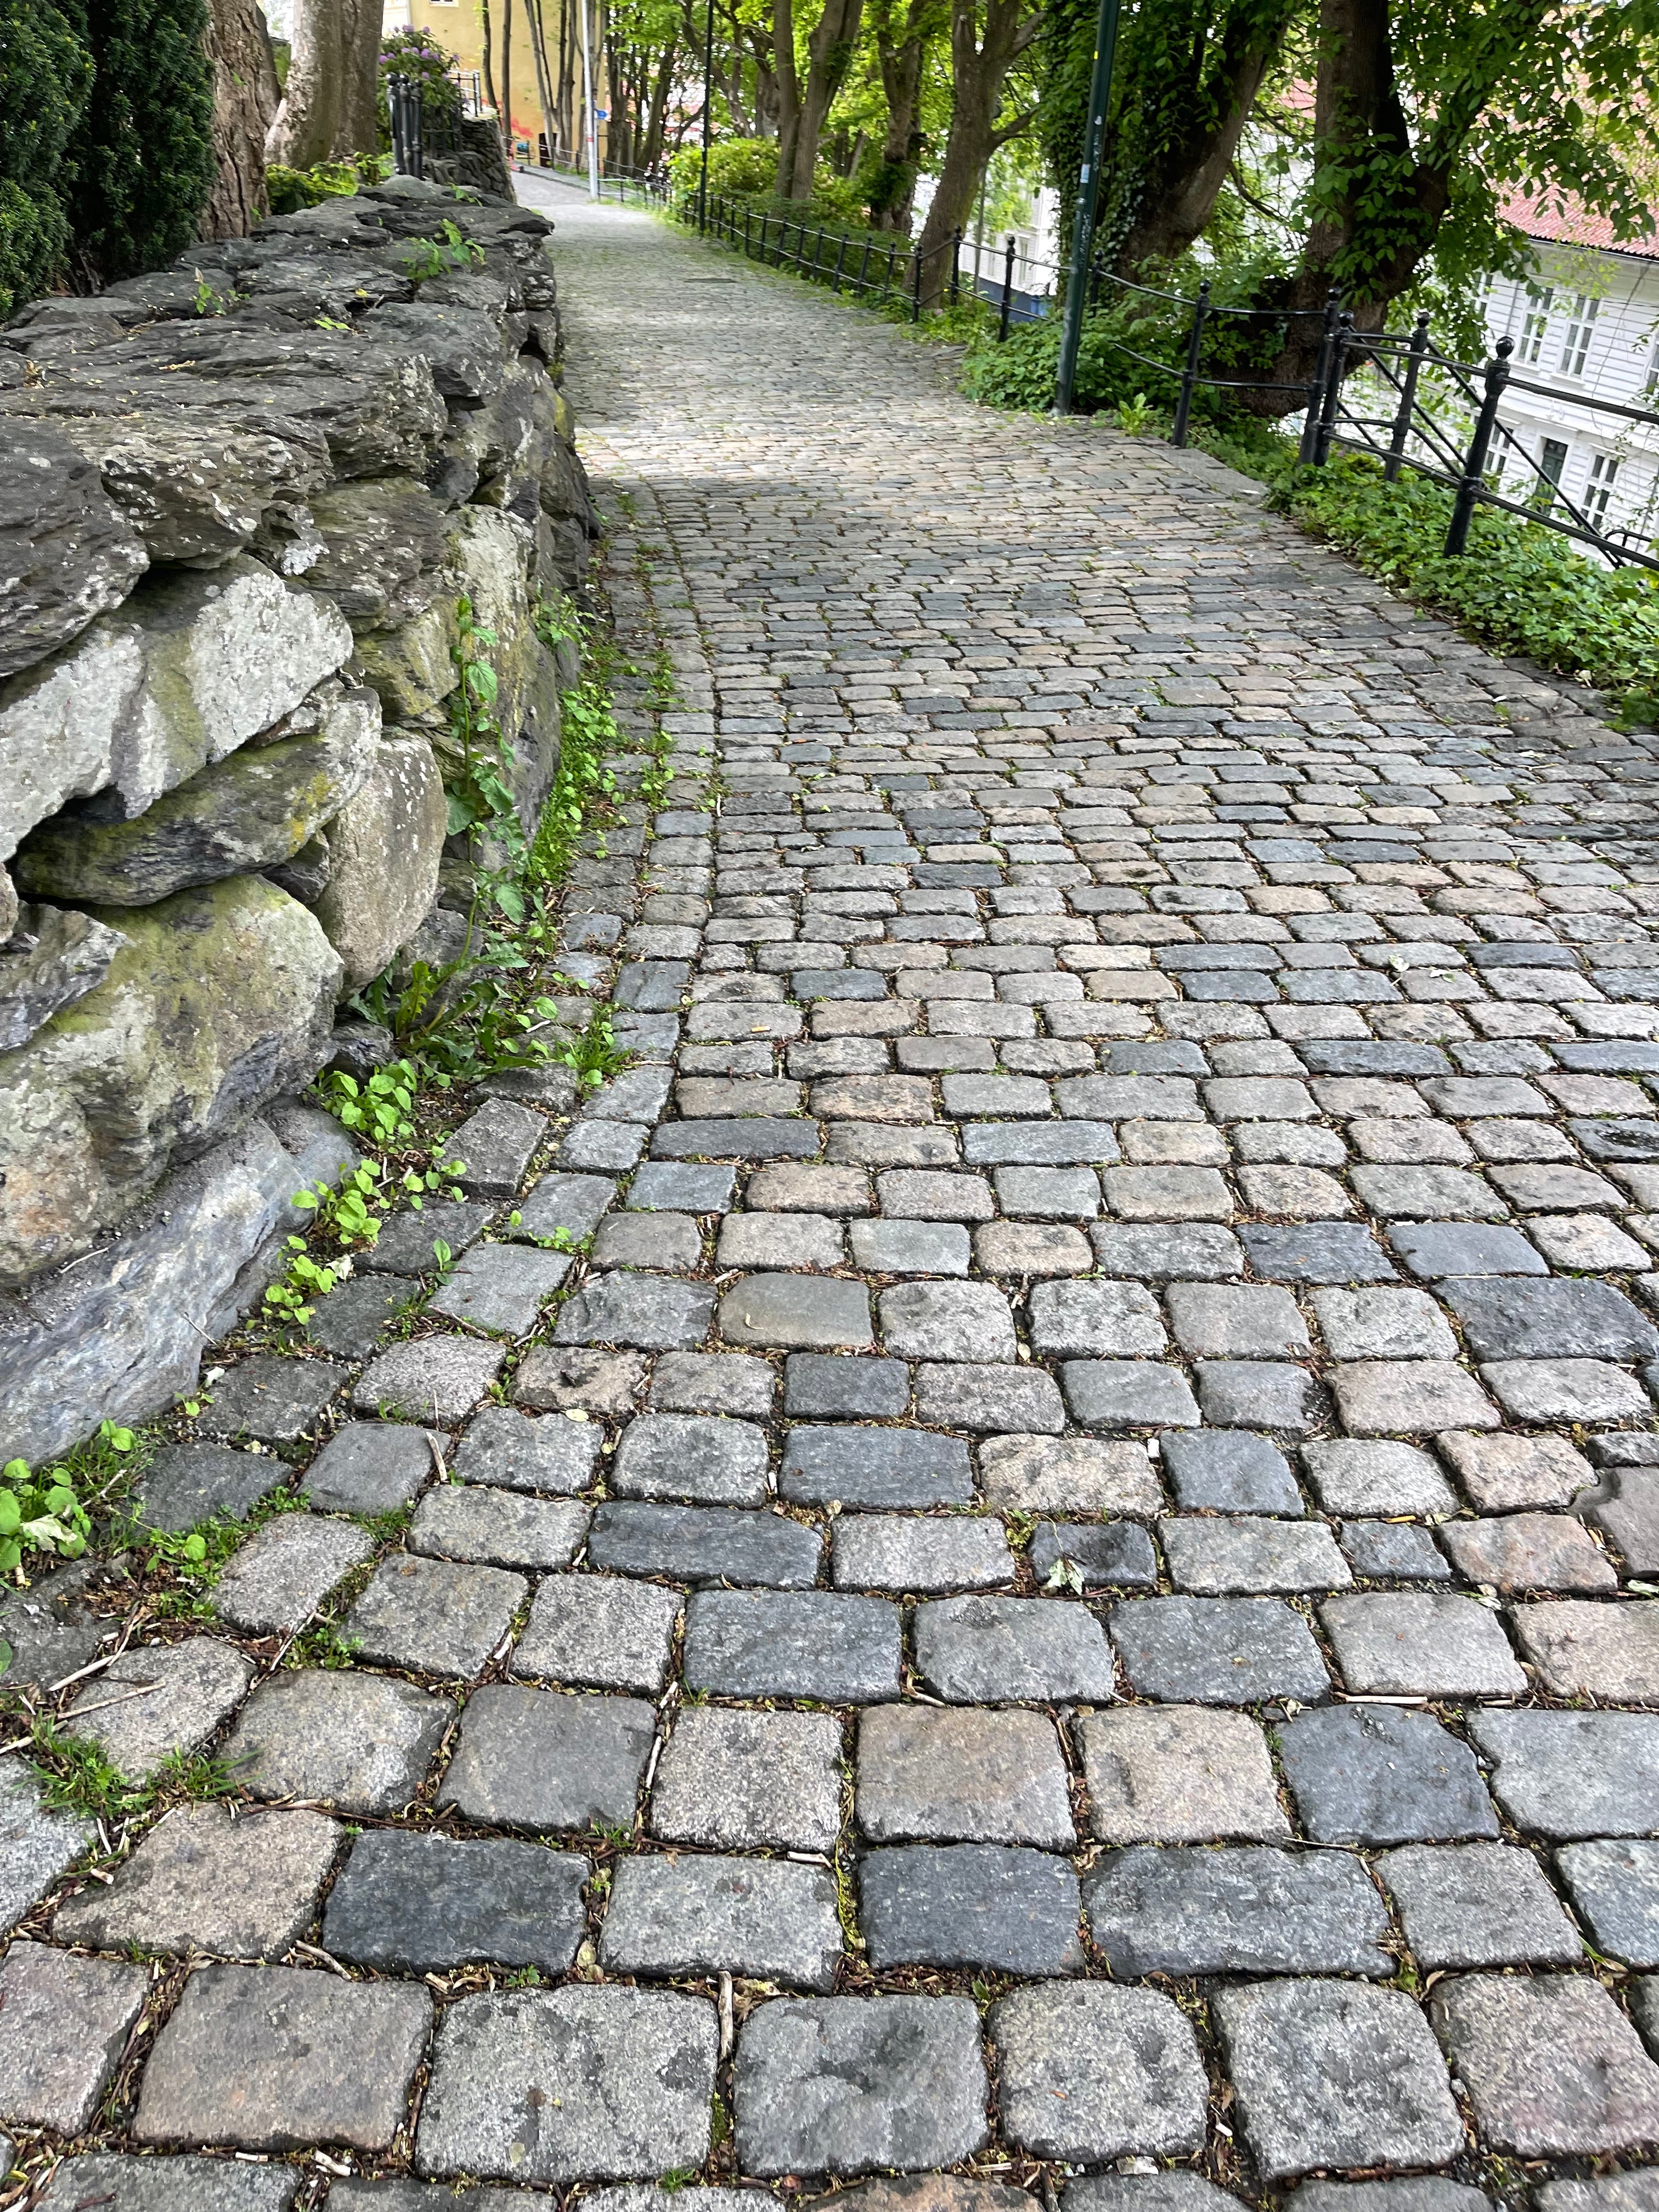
[1532,436,1570,509]
[1645,337,1659,396]
[1559,294,1599,376]
[1587,453,1621,527]
[1520,284,1553,364]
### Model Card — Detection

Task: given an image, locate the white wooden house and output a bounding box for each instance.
[1482,195,1659,551]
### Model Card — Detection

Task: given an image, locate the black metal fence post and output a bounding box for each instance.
[950,228,961,307]
[999,234,1016,341]
[911,245,923,322]
[1384,311,1431,482]
[832,231,848,293]
[389,76,422,177]
[857,236,872,295]
[1297,295,1341,465]
[1313,311,1353,465]
[1171,278,1211,447]
[1444,336,1514,556]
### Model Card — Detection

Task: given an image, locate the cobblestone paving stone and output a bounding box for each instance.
[14,183,1659,2203]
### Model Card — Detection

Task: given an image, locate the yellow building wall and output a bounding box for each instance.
[389,0,606,170]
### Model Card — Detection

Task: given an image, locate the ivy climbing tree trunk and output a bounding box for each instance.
[200,0,279,237]
[266,0,382,165]
[1246,0,1555,408]
[1110,0,1298,270]
[912,0,1040,300]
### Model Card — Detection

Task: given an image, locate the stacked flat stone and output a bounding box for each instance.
[8,187,1659,2208]
[0,169,597,1459]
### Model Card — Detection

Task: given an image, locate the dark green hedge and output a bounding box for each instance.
[0,0,214,316]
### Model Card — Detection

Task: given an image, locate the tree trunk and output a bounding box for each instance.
[741,7,781,134]
[200,0,278,236]
[912,0,1037,297]
[500,0,514,163]
[1243,0,1547,409]
[481,0,501,126]
[772,0,802,194]
[867,0,942,229]
[1110,1,1297,271]
[642,39,676,168]
[266,0,381,166]
[528,0,558,164]
[786,0,866,197]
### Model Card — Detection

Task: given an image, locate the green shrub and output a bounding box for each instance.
[265,153,382,214]
[65,0,217,286]
[0,0,91,317]
[1279,455,1659,726]
[667,137,868,230]
[668,137,780,201]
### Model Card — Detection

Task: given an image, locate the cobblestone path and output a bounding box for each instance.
[10,187,1659,2208]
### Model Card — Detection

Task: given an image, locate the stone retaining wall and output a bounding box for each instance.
[0,172,597,1462]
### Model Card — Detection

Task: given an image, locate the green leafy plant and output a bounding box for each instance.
[527,651,623,889]
[264,154,381,215]
[29,1720,132,1824]
[294,1161,390,1249]
[554,997,630,1096]
[1115,390,1156,433]
[283,1620,364,1669]
[262,1235,343,1327]
[398,217,486,285]
[0,0,91,319]
[63,0,216,287]
[0,1432,106,1572]
[320,1062,419,1150]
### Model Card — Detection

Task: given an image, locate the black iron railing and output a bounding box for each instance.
[1299,309,1659,569]
[386,74,469,178]
[669,188,966,322]
[531,154,667,205]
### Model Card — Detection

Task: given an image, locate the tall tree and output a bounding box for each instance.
[1040,0,1301,276]
[1248,0,1659,402]
[69,0,217,282]
[911,0,1040,294]
[866,0,947,228]
[774,0,868,195]
[200,0,280,236]
[266,0,381,165]
[499,0,514,160]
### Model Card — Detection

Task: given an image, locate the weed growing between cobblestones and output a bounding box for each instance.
[0,1451,95,1577]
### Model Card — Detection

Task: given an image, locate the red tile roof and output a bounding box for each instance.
[1500,185,1659,260]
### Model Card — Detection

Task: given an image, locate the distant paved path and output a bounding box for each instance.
[8,176,1659,2208]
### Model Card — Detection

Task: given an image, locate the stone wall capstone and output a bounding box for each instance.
[0,171,597,1462]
